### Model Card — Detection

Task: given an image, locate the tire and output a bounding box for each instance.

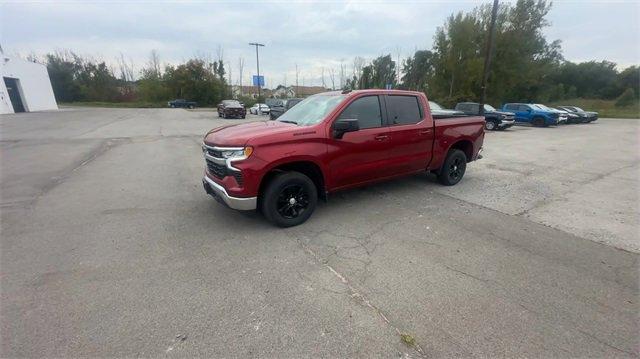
[188,105,194,109]
[222,112,226,119]
[485,120,497,131]
[261,171,318,227]
[217,111,221,117]
[170,104,175,108]
[437,149,467,186]
[532,117,546,127]
[241,115,246,119]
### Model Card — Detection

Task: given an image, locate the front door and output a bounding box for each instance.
[3,77,25,113]
[326,95,392,189]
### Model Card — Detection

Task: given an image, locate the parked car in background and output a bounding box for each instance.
[502,103,560,127]
[249,103,270,115]
[428,101,465,118]
[551,107,581,123]
[533,104,568,124]
[168,99,197,109]
[202,89,485,227]
[270,98,303,120]
[557,106,598,122]
[217,100,246,119]
[455,102,515,130]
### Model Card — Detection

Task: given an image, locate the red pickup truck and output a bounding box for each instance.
[202,89,484,227]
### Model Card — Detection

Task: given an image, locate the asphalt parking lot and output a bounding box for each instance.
[1,107,638,357]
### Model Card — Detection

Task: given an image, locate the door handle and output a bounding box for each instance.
[374,135,389,141]
[419,129,432,135]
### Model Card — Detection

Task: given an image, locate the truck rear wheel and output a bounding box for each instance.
[261,171,318,227]
[438,149,467,186]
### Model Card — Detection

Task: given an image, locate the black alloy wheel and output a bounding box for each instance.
[261,171,318,227]
[437,149,467,186]
[276,184,310,219]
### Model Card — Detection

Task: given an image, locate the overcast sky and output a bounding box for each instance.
[1,0,638,88]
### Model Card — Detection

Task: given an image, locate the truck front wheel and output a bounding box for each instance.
[261,171,318,227]
[532,117,547,127]
[438,149,467,186]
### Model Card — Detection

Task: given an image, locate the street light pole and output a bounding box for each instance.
[249,42,265,104]
[479,0,499,116]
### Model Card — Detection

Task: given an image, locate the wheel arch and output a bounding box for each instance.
[258,159,327,202]
[448,139,474,162]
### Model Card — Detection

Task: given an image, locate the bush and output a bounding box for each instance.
[615,88,637,107]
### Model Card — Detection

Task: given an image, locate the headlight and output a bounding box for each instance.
[221,147,253,159]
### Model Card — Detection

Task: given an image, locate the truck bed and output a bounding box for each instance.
[429,115,485,170]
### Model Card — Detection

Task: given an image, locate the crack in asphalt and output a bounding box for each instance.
[285,228,427,358]
[27,138,131,208]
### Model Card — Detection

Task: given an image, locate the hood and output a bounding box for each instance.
[487,110,515,116]
[586,111,598,116]
[204,121,297,146]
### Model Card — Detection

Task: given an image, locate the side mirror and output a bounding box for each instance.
[333,118,359,139]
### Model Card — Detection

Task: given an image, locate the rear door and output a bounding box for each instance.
[326,95,392,189]
[383,95,433,174]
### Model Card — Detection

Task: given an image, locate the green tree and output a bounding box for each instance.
[401,50,435,92]
[46,52,81,102]
[617,66,640,98]
[163,59,226,106]
[615,88,637,107]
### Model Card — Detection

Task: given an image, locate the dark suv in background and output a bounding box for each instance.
[269,98,303,120]
[455,102,515,130]
[217,100,246,119]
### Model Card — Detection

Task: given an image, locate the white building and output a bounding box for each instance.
[1,49,58,114]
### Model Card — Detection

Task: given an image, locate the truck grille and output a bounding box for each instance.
[205,159,243,186]
[206,160,226,178]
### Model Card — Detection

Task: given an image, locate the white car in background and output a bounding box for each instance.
[249,103,270,115]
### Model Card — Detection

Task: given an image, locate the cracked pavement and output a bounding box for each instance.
[1,107,638,357]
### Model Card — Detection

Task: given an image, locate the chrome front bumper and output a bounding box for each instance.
[202,176,257,210]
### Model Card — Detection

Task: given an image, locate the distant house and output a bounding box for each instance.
[271,85,330,99]
[231,85,273,99]
[1,48,58,114]
[232,84,330,100]
[290,86,329,97]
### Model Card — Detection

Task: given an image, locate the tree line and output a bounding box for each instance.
[45,50,230,106]
[346,0,638,107]
[41,0,637,108]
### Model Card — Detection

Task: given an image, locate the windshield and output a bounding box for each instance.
[534,104,552,110]
[429,101,443,110]
[277,94,346,126]
[483,104,496,111]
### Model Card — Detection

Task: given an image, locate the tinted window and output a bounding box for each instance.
[387,96,422,125]
[504,104,517,110]
[338,96,382,129]
[518,105,531,111]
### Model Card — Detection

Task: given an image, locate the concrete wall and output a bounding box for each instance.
[1,55,58,114]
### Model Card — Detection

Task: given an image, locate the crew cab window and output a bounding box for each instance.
[338,96,382,129]
[518,105,531,111]
[386,96,422,125]
[504,104,517,111]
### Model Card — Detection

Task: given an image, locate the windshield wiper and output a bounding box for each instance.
[279,120,298,125]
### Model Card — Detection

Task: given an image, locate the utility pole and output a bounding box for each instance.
[249,42,265,100]
[479,0,499,116]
